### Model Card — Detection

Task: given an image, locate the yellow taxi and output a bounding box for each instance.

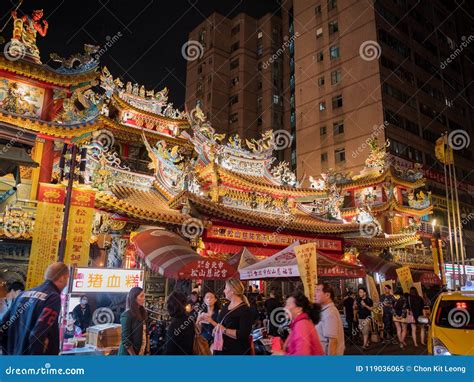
[424,290,474,355]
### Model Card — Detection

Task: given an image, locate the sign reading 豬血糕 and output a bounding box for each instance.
[71,268,144,293]
[207,225,342,251]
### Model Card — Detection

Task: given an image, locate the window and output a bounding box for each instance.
[257,96,263,109]
[230,59,239,70]
[198,30,206,46]
[331,69,341,85]
[257,30,263,39]
[333,121,344,135]
[257,43,263,56]
[316,28,323,39]
[315,4,322,16]
[258,62,263,71]
[208,74,212,84]
[321,152,328,162]
[329,45,340,59]
[273,95,280,104]
[257,117,263,126]
[229,94,238,106]
[316,51,324,62]
[198,65,203,74]
[318,76,325,86]
[332,94,343,109]
[328,20,338,34]
[258,80,263,89]
[231,76,239,86]
[231,24,240,36]
[207,93,211,101]
[229,113,238,123]
[320,126,327,135]
[335,148,345,163]
[328,0,337,11]
[319,101,326,111]
[231,41,240,52]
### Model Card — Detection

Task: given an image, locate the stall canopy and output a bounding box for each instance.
[132,229,237,279]
[239,242,365,280]
[228,247,260,270]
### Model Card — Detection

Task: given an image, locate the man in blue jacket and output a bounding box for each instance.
[0,262,69,355]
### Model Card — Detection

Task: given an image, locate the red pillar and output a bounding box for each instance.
[38,137,54,184]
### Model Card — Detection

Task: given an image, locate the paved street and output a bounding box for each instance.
[345,337,428,355]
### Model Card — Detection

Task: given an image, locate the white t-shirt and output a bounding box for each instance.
[316,302,345,355]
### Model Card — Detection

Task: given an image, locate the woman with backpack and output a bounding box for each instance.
[392,288,408,349]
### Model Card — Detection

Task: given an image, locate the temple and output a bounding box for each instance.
[0,20,437,294]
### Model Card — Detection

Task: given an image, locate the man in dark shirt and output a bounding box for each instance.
[264,289,281,336]
[380,285,397,344]
[354,287,373,349]
[0,262,69,355]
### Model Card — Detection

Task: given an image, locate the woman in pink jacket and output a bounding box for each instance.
[273,291,324,356]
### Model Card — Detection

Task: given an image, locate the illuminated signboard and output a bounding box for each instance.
[71,268,144,293]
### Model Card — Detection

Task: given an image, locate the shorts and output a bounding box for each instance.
[358,318,371,336]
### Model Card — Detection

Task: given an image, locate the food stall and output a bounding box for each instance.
[60,267,144,355]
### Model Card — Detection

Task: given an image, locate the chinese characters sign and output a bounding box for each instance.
[71,268,144,293]
[295,243,317,303]
[181,259,235,280]
[207,225,342,251]
[26,183,66,289]
[396,266,413,293]
[64,188,95,268]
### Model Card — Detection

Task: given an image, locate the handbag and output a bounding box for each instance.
[193,324,211,355]
[406,297,415,324]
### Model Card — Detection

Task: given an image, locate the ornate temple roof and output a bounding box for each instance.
[95,185,203,227]
[0,56,99,87]
[169,191,361,234]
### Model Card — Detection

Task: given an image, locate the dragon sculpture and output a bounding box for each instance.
[245,130,274,153]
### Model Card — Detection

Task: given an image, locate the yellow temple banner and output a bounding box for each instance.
[295,242,317,302]
[366,275,380,304]
[396,266,414,293]
[412,281,423,297]
[26,183,66,289]
[64,187,96,268]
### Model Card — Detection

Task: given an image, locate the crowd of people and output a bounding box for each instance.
[0,261,439,356]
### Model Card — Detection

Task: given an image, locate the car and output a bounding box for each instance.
[423,290,474,355]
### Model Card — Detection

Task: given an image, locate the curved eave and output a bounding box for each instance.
[341,200,433,217]
[197,164,326,198]
[94,191,199,226]
[0,112,100,139]
[99,116,193,149]
[341,168,426,190]
[0,57,98,87]
[170,191,360,234]
[111,94,189,126]
[346,234,420,249]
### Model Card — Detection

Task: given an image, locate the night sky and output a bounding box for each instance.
[0,0,280,108]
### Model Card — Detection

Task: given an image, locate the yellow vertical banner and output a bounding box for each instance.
[26,183,66,289]
[366,275,380,304]
[64,187,96,268]
[412,281,423,297]
[295,242,317,303]
[396,266,414,293]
